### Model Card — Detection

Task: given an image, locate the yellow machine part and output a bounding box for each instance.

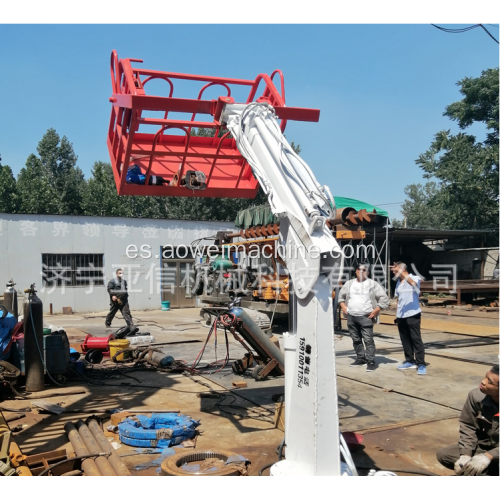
[336,229,366,239]
[0,413,33,476]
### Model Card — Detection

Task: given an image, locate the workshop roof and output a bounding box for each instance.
[235,197,389,228]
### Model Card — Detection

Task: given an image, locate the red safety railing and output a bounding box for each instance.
[107,50,320,198]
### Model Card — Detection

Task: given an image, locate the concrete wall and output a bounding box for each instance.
[0,214,234,314]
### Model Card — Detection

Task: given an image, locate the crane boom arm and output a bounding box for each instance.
[221,102,347,476]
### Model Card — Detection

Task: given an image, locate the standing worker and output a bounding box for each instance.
[390,261,426,375]
[436,365,498,476]
[338,264,390,372]
[105,269,134,329]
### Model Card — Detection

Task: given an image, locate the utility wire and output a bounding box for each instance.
[479,24,499,43]
[431,24,480,33]
[431,24,499,44]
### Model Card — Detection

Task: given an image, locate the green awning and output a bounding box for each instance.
[235,197,389,228]
[332,196,389,218]
[235,205,279,228]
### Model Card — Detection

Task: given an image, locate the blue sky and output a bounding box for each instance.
[0,23,498,220]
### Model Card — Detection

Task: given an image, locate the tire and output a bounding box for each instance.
[200,311,214,328]
[252,364,267,381]
[114,325,131,339]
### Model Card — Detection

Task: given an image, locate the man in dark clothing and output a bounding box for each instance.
[105,269,134,328]
[436,364,499,476]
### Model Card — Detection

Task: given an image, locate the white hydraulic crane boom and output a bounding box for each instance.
[106,50,392,475]
[221,102,350,476]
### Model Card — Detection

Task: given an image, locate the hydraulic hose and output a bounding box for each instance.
[38,452,110,476]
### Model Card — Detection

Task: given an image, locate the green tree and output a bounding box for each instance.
[0,157,19,213]
[83,161,170,219]
[81,161,126,217]
[289,141,301,155]
[17,154,59,214]
[391,182,448,229]
[36,128,86,215]
[444,68,498,148]
[409,67,499,230]
[390,218,404,229]
[122,195,165,219]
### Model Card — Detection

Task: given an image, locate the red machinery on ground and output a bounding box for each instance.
[107,50,320,199]
[81,334,115,360]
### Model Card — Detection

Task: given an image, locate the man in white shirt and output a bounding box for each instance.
[338,264,390,372]
[390,261,427,375]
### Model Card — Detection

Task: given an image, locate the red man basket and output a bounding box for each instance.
[107,50,320,199]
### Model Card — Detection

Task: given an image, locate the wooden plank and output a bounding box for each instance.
[232,381,248,388]
[274,402,285,432]
[418,308,499,320]
[420,281,498,293]
[379,314,499,337]
[25,449,66,466]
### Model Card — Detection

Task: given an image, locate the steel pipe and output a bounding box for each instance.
[64,422,101,476]
[328,207,357,226]
[61,470,83,476]
[75,420,116,476]
[231,307,284,374]
[87,419,132,476]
